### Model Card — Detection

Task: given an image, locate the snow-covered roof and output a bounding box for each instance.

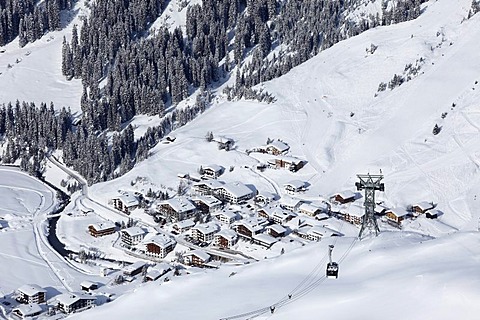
[192,195,222,206]
[333,190,356,199]
[17,284,46,296]
[204,164,223,172]
[194,180,225,189]
[193,222,219,235]
[214,210,239,219]
[256,191,277,201]
[344,205,365,217]
[144,234,176,249]
[413,201,434,210]
[253,233,278,246]
[80,280,98,289]
[386,207,409,217]
[116,193,140,207]
[56,293,96,306]
[299,203,322,213]
[13,303,42,316]
[159,197,196,213]
[89,221,116,231]
[267,155,303,164]
[186,249,210,261]
[308,225,341,237]
[123,261,147,274]
[220,182,254,198]
[267,140,290,152]
[272,210,297,220]
[280,196,303,207]
[216,229,237,241]
[284,180,306,189]
[233,218,265,233]
[122,226,146,237]
[150,262,171,274]
[173,219,195,229]
[267,224,287,234]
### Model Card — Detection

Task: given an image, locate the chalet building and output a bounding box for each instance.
[254,191,277,205]
[411,202,435,216]
[266,224,287,238]
[385,208,410,225]
[12,303,42,319]
[298,203,323,217]
[123,261,148,276]
[280,197,303,212]
[17,284,46,304]
[80,281,98,292]
[215,181,255,204]
[157,197,197,222]
[331,190,356,204]
[172,219,195,234]
[213,136,235,150]
[295,225,341,241]
[88,222,116,237]
[191,222,220,243]
[340,205,365,225]
[184,250,211,267]
[193,180,225,196]
[121,226,146,247]
[252,233,278,248]
[232,218,265,239]
[265,140,290,155]
[268,156,305,172]
[145,263,171,281]
[144,234,176,259]
[284,180,307,195]
[214,229,238,248]
[213,210,239,225]
[202,164,224,179]
[426,209,441,219]
[192,195,223,214]
[271,209,297,225]
[55,293,96,314]
[112,193,140,214]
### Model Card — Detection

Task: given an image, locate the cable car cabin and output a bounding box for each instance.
[326,262,339,279]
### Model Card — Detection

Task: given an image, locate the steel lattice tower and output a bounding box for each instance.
[355,174,385,239]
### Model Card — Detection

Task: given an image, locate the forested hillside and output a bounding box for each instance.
[0,0,446,185]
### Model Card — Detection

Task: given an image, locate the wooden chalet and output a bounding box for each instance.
[268,156,305,172]
[340,205,365,225]
[411,202,435,216]
[12,303,42,319]
[284,180,307,195]
[191,222,220,243]
[202,164,224,179]
[215,181,255,204]
[213,210,239,225]
[157,197,197,222]
[385,207,410,225]
[123,261,148,276]
[298,203,324,217]
[172,219,195,234]
[265,140,290,155]
[88,222,116,237]
[193,180,225,196]
[144,234,176,259]
[192,195,223,214]
[111,193,140,214]
[80,281,98,292]
[331,190,356,204]
[426,209,441,219]
[254,191,277,205]
[145,263,171,281]
[266,224,287,238]
[252,233,278,248]
[184,250,211,267]
[121,226,146,247]
[55,293,96,314]
[16,284,46,304]
[214,229,238,248]
[232,218,266,239]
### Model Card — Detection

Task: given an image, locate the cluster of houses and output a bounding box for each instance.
[11,284,96,318]
[248,139,306,172]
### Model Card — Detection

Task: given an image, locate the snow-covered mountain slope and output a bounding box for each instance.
[77,0,480,319]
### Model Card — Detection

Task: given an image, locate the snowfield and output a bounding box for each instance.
[0,0,479,319]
